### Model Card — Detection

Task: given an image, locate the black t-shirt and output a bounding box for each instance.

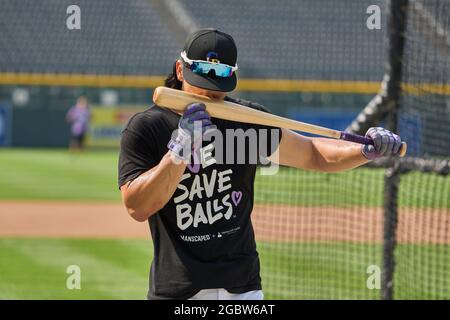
[118,95,282,300]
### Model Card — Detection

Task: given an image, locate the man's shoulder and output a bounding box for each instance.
[123,105,173,133]
[225,96,272,114]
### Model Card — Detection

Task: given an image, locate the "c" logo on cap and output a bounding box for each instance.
[206,52,219,63]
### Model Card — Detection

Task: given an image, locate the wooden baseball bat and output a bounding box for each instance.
[153,86,407,157]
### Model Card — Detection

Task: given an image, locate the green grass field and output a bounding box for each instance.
[0,149,121,201]
[1,238,448,299]
[0,239,151,299]
[0,149,449,299]
[0,237,384,300]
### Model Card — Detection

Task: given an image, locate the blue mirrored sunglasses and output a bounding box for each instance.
[181,51,238,78]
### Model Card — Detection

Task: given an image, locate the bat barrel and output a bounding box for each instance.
[153,86,408,157]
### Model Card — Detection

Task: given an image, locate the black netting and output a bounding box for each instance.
[399,0,450,157]
[391,0,450,299]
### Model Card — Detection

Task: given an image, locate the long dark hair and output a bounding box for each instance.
[164,60,182,89]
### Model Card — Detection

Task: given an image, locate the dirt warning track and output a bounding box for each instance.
[0,201,149,239]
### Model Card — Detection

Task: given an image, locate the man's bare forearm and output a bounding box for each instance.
[274,129,369,172]
[121,151,187,221]
[310,138,369,172]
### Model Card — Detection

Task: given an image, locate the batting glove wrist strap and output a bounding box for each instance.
[167,129,192,161]
[361,144,377,161]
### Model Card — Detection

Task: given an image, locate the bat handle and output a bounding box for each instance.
[340,132,407,157]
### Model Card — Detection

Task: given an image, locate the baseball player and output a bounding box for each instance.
[118,28,402,300]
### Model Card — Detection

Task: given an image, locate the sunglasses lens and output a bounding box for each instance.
[191,62,233,77]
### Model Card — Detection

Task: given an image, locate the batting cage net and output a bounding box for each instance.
[253,0,450,299]
[391,0,450,299]
[0,0,449,300]
[399,0,450,157]
[250,0,450,300]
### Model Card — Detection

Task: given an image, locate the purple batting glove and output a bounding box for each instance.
[362,127,402,160]
[168,102,215,160]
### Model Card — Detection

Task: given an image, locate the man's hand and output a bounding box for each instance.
[167,102,214,160]
[362,127,402,160]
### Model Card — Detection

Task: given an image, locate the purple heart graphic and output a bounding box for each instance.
[231,191,242,206]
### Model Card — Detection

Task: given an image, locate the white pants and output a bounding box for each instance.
[188,288,264,300]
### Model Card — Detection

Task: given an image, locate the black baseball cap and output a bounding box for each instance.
[181,28,237,92]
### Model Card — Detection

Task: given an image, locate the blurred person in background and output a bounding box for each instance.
[66,96,90,152]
